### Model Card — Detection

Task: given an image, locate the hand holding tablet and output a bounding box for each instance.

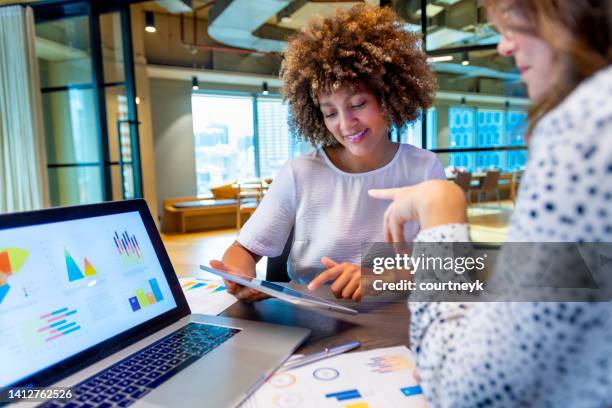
[200,264,358,315]
[209,260,271,302]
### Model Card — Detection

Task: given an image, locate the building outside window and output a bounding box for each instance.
[191,93,256,195]
[192,93,314,194]
[448,106,528,172]
[257,96,291,180]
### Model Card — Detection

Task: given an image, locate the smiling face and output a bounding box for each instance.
[318,83,393,170]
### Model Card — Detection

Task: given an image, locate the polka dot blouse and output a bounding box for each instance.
[409,65,612,408]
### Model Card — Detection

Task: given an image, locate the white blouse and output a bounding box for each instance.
[410,65,612,407]
[238,143,444,284]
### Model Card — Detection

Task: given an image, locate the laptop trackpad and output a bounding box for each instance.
[134,343,277,407]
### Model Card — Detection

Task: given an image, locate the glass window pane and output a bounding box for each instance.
[121,163,135,199]
[287,110,314,158]
[394,109,437,148]
[448,106,475,148]
[104,85,129,163]
[436,150,527,174]
[48,166,103,206]
[433,49,526,98]
[256,97,291,179]
[424,0,497,51]
[100,12,126,84]
[506,110,528,145]
[42,89,100,164]
[428,104,528,150]
[36,15,92,88]
[191,93,256,195]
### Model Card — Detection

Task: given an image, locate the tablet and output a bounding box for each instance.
[199,265,358,315]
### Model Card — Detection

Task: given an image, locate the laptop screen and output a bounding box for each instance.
[0,210,178,387]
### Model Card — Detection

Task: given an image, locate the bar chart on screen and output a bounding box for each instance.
[128,278,164,312]
[18,306,83,350]
[113,230,145,267]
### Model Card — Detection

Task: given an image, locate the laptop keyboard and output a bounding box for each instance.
[40,323,239,408]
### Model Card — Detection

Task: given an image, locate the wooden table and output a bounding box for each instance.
[221,292,410,354]
[165,235,410,355]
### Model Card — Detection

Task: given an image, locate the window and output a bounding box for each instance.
[444,106,528,172]
[191,93,256,195]
[192,92,314,195]
[391,109,437,148]
[256,97,291,179]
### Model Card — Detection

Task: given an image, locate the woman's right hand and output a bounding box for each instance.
[209,259,270,302]
[368,180,467,242]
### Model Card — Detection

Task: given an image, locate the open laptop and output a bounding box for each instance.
[0,199,310,407]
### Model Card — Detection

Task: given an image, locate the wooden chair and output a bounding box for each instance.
[235,181,264,229]
[475,170,501,207]
[453,171,473,205]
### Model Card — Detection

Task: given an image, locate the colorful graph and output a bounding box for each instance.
[65,249,97,282]
[312,367,339,381]
[325,389,362,402]
[268,373,296,388]
[367,354,413,374]
[345,403,369,408]
[400,385,423,397]
[129,278,164,311]
[0,248,30,304]
[37,307,80,342]
[181,280,226,293]
[113,231,143,266]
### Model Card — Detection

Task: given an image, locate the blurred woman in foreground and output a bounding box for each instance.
[370,0,612,406]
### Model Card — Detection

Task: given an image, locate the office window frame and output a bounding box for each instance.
[32,0,143,205]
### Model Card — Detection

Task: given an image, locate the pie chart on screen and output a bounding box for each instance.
[0,248,30,304]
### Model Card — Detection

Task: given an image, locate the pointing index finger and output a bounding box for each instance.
[368,188,400,200]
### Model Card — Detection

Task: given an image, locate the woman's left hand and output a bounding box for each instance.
[307,257,362,302]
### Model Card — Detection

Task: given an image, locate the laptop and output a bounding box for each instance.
[0,199,310,407]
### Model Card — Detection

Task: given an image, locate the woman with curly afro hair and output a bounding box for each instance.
[212,4,445,302]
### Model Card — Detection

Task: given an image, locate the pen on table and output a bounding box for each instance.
[280,340,361,371]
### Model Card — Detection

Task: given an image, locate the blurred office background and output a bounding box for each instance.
[0,0,528,243]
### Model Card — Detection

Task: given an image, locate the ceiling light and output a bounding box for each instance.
[462,52,470,66]
[262,81,269,95]
[429,55,454,63]
[192,76,199,91]
[415,4,444,18]
[145,11,156,33]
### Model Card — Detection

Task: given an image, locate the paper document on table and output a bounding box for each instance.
[179,277,237,315]
[241,346,427,408]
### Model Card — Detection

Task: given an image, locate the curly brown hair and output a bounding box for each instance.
[280,4,437,147]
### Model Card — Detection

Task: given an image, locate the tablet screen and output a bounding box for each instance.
[199,266,357,314]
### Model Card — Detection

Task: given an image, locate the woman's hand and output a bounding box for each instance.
[369,180,467,243]
[307,257,362,302]
[209,259,270,302]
